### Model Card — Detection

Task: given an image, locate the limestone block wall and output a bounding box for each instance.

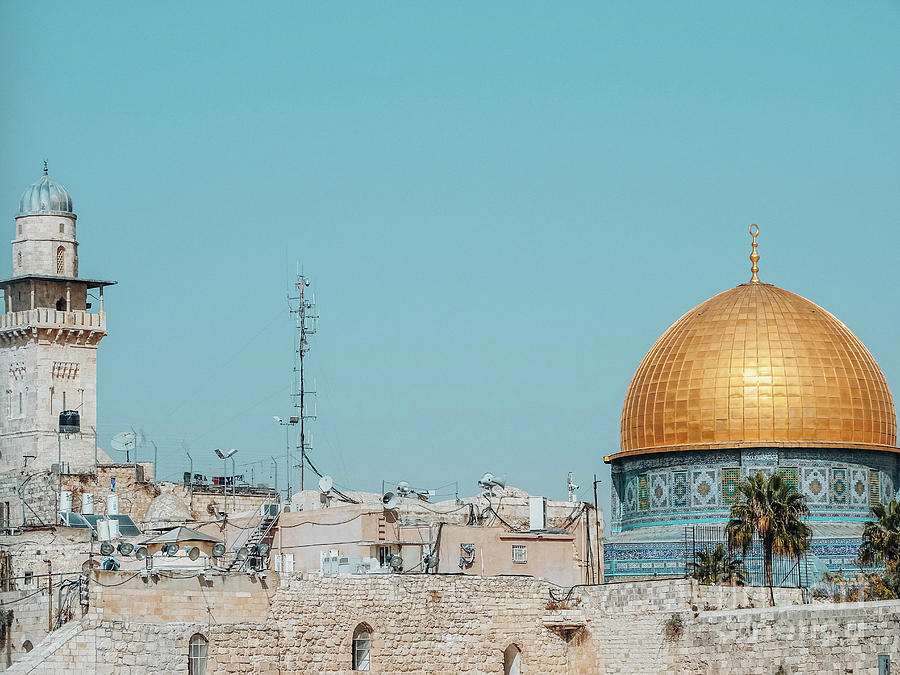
[667,600,900,674]
[187,490,275,521]
[0,335,102,474]
[5,574,900,674]
[61,464,157,522]
[0,590,50,669]
[11,214,78,280]
[271,574,573,674]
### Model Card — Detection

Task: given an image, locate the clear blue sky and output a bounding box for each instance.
[2,2,898,509]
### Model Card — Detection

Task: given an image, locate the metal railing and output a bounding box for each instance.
[683,525,810,588]
[0,309,105,331]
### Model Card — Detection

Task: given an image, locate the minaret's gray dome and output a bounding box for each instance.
[17,166,74,218]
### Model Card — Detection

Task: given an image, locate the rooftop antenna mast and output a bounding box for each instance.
[289,264,318,492]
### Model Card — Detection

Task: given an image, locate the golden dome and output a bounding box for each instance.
[616,274,897,460]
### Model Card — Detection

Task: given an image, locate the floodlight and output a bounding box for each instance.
[236,547,249,561]
[381,492,398,510]
[99,542,114,556]
[185,546,201,561]
[117,542,134,556]
[212,543,226,558]
[163,543,179,557]
[134,546,148,561]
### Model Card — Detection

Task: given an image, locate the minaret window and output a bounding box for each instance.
[17,252,21,269]
[56,247,65,274]
[59,223,65,234]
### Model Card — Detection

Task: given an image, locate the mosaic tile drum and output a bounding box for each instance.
[604,226,899,580]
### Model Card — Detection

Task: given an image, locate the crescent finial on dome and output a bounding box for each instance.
[749,223,760,283]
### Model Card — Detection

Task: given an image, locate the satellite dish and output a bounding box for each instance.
[117,542,134,556]
[110,431,137,453]
[99,542,114,556]
[388,554,403,572]
[185,546,200,561]
[163,543,179,557]
[423,553,438,570]
[134,546,148,561]
[478,472,506,493]
[318,475,333,493]
[212,543,226,558]
[381,492,398,510]
[236,547,249,561]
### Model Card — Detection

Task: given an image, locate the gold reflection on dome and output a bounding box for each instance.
[616,228,897,458]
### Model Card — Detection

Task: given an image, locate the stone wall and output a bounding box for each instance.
[6,574,900,674]
[0,590,50,669]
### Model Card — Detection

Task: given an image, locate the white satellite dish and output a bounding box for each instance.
[110,431,137,461]
[110,431,136,452]
[318,475,333,493]
[478,472,506,493]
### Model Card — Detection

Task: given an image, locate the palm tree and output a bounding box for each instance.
[689,543,748,585]
[726,471,812,605]
[858,500,900,569]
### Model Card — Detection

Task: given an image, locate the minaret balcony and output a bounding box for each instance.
[0,308,106,333]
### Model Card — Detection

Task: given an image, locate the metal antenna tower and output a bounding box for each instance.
[289,266,318,492]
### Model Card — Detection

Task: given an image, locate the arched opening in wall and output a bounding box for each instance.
[352,623,371,671]
[56,298,65,311]
[504,644,522,675]
[56,246,65,275]
[188,633,208,675]
[17,252,22,270]
[22,640,32,653]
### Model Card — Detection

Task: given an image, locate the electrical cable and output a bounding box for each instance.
[91,571,143,587]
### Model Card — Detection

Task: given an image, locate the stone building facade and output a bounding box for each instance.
[4,572,898,674]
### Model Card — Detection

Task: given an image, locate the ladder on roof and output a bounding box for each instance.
[225,504,279,573]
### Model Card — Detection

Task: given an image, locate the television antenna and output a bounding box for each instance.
[288,266,318,492]
[567,471,579,503]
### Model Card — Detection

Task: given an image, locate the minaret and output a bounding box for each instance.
[0,165,115,473]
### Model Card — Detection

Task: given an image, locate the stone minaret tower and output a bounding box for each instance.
[0,165,114,473]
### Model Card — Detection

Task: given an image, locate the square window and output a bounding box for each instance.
[512,545,527,564]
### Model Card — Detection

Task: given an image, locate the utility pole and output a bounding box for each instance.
[44,559,52,632]
[593,474,602,584]
[270,456,279,500]
[288,268,317,493]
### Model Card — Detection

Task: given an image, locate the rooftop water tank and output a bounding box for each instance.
[58,410,80,434]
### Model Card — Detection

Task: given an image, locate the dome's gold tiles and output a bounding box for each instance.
[616,282,896,456]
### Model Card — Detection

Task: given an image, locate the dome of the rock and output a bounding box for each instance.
[617,282,896,458]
